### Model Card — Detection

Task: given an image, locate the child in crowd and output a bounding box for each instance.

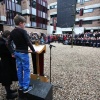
[8,15,37,93]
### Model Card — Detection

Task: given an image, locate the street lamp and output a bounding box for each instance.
[71,4,76,48]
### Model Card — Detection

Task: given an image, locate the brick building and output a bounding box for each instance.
[75,0,100,32]
[47,0,100,34]
[0,0,47,34]
[47,0,77,34]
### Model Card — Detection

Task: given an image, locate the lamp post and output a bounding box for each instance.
[71,4,76,48]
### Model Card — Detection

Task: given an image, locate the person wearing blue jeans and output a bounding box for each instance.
[8,15,37,93]
[14,52,30,91]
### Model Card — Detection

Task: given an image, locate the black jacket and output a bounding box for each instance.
[0,37,18,86]
[8,27,35,54]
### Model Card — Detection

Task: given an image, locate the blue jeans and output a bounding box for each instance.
[14,52,30,89]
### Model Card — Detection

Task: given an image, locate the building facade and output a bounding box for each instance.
[0,0,47,34]
[75,0,100,33]
[47,0,57,34]
[47,0,77,34]
[47,0,100,35]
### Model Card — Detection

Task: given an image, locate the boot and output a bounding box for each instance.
[6,92,18,99]
[5,85,18,99]
[10,89,17,93]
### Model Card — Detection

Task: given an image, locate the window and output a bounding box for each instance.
[11,0,15,2]
[76,10,80,14]
[75,21,79,25]
[50,6,53,9]
[30,0,36,8]
[32,1,36,8]
[77,0,90,3]
[83,20,92,24]
[30,15,36,22]
[43,7,45,12]
[80,0,84,5]
[55,5,57,9]
[12,0,21,4]
[85,0,90,1]
[84,8,93,13]
[77,0,80,3]
[50,4,57,9]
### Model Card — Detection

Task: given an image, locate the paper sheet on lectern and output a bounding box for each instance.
[28,45,46,53]
[33,45,44,52]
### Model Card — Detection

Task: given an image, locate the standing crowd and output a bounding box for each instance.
[29,31,100,48]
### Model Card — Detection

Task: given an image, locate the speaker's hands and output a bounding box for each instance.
[34,50,39,53]
[28,50,39,53]
[11,54,15,58]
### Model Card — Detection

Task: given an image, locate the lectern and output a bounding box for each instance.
[18,44,53,100]
[31,44,46,75]
[29,44,48,82]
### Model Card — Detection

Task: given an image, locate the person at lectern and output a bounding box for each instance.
[0,30,18,99]
[8,15,37,93]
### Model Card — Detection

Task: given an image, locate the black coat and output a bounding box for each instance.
[0,37,18,86]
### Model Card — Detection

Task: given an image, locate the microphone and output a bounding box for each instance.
[49,44,56,47]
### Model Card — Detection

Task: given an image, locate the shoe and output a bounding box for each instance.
[23,86,33,93]
[19,87,23,90]
[6,92,18,99]
[10,89,17,93]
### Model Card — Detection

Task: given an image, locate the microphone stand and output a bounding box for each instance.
[49,44,55,83]
[49,44,62,88]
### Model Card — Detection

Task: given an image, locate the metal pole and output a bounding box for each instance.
[71,25,74,48]
[71,4,76,48]
[49,45,52,83]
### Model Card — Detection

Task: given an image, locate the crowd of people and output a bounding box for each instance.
[72,31,100,47]
[29,31,100,48]
[29,33,69,44]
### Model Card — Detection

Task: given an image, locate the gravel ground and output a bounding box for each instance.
[0,43,100,100]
